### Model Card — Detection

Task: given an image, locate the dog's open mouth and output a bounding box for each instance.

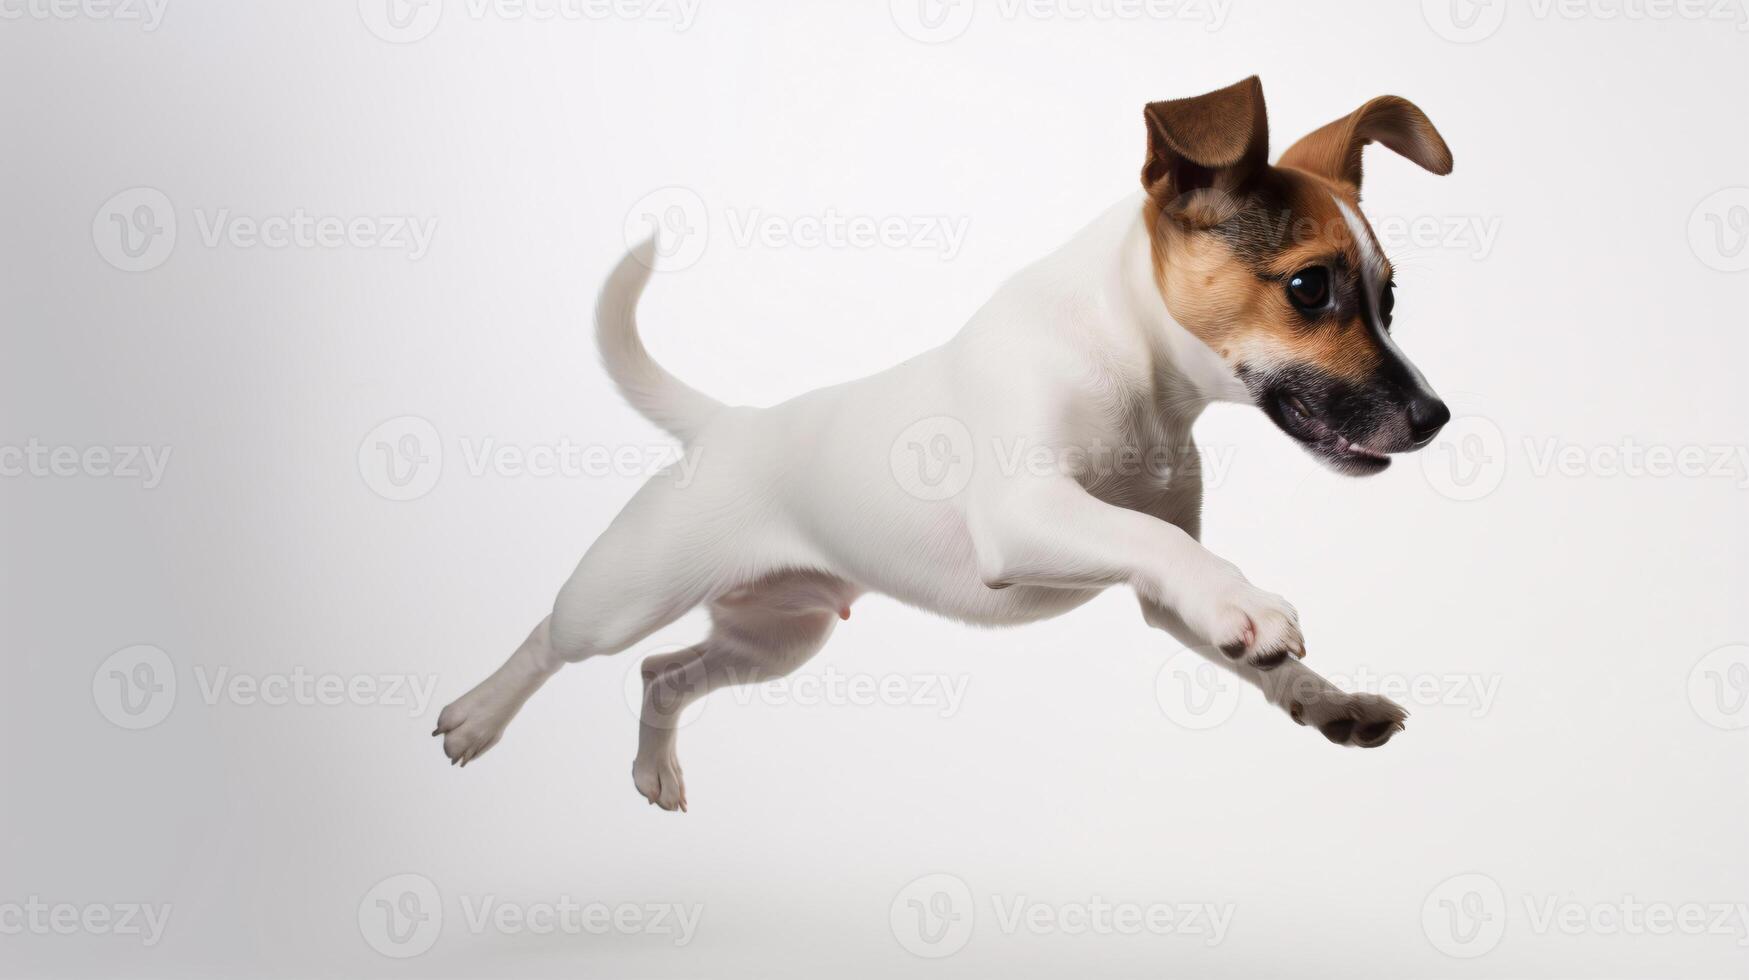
[1275,392,1392,474]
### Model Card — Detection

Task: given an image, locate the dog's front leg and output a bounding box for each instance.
[967,479,1404,745]
[1139,600,1406,747]
[967,478,1304,672]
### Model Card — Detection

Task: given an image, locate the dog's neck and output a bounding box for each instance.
[1120,194,1248,411]
[1041,193,1249,424]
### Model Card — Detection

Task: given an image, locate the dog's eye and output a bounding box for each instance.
[1286,267,1330,312]
[1379,280,1395,329]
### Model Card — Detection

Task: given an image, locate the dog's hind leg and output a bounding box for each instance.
[434,614,563,766]
[632,571,852,810]
[435,475,724,766]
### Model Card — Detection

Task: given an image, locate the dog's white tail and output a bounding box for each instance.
[594,237,724,442]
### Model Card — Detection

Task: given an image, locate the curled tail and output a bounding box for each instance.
[594,237,724,442]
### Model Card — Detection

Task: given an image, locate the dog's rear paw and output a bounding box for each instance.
[1304,692,1406,748]
[632,753,687,812]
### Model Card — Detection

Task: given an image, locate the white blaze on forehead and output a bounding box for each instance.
[1332,194,1386,288]
[1331,193,1435,392]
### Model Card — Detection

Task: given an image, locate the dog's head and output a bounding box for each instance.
[1141,76,1452,475]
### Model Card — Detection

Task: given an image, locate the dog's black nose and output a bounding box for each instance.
[1408,396,1451,443]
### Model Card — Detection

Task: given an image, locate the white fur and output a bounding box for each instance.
[433,191,1408,808]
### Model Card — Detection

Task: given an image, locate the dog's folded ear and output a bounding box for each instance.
[1277,95,1452,190]
[1141,76,1269,216]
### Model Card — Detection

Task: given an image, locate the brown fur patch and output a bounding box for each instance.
[1277,95,1454,190]
[1145,167,1388,384]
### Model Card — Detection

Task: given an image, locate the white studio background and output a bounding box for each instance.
[3,2,1746,977]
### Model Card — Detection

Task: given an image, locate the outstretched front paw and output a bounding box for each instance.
[1292,691,1407,748]
[1207,584,1306,672]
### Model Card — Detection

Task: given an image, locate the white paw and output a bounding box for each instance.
[1194,575,1305,672]
[431,687,517,767]
[632,753,687,812]
[1290,691,1407,748]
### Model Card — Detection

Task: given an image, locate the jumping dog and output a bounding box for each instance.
[434,76,1455,811]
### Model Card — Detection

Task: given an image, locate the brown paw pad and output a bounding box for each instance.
[1354,720,1403,747]
[1319,718,1355,744]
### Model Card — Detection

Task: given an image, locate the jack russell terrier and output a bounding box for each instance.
[434,76,1455,811]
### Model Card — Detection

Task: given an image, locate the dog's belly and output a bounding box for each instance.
[882,576,1103,627]
[793,505,1106,627]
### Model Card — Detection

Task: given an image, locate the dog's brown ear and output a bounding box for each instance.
[1277,95,1452,190]
[1141,76,1269,213]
